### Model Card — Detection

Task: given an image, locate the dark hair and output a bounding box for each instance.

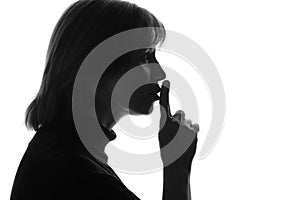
[25,0,166,131]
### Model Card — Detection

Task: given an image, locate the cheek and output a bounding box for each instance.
[110,65,152,107]
[141,65,151,80]
[125,63,151,81]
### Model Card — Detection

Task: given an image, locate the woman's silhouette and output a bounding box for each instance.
[11,0,199,199]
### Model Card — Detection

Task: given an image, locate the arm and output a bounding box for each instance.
[163,167,191,200]
[159,80,199,200]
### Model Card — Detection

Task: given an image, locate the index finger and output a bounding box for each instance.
[159,80,171,116]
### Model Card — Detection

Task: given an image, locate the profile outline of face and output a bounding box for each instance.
[95,47,166,117]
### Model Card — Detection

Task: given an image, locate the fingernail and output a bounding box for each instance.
[162,80,170,88]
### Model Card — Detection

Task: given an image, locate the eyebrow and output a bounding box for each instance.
[146,48,155,53]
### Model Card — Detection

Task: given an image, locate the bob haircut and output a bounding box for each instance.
[25,0,166,131]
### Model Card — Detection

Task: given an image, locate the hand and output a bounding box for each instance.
[158,80,199,173]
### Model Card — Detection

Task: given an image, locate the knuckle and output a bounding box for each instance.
[191,123,200,132]
[172,117,181,124]
[181,123,193,131]
[175,110,185,115]
[183,119,192,125]
[174,110,185,118]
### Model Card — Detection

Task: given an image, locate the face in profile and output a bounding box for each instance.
[96,47,166,117]
[127,48,166,115]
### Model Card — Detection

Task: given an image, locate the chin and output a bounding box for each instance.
[129,89,159,115]
[129,99,156,115]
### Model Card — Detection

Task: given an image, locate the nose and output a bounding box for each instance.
[151,63,166,82]
[151,55,166,82]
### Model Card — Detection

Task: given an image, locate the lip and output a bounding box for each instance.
[145,83,160,93]
[154,93,160,100]
[153,84,161,93]
[147,91,160,100]
[156,94,160,100]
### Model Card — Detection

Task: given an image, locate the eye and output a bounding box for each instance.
[140,52,149,62]
[139,48,155,63]
[145,52,151,60]
[144,49,155,61]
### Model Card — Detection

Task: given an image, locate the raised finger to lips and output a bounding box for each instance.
[173,110,185,122]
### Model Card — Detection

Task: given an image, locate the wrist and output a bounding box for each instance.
[163,163,191,176]
[163,165,190,181]
[163,165,191,200]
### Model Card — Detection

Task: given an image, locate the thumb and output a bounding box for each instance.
[159,80,171,127]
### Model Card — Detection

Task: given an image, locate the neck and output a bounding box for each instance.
[80,103,126,163]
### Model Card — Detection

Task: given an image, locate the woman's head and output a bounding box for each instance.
[25,0,166,131]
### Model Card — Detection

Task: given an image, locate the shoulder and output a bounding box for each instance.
[61,153,140,199]
[13,127,140,199]
[71,173,140,199]
[62,150,112,176]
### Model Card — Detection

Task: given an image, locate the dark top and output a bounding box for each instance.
[10,121,140,200]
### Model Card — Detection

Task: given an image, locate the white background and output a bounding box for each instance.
[1,0,300,199]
